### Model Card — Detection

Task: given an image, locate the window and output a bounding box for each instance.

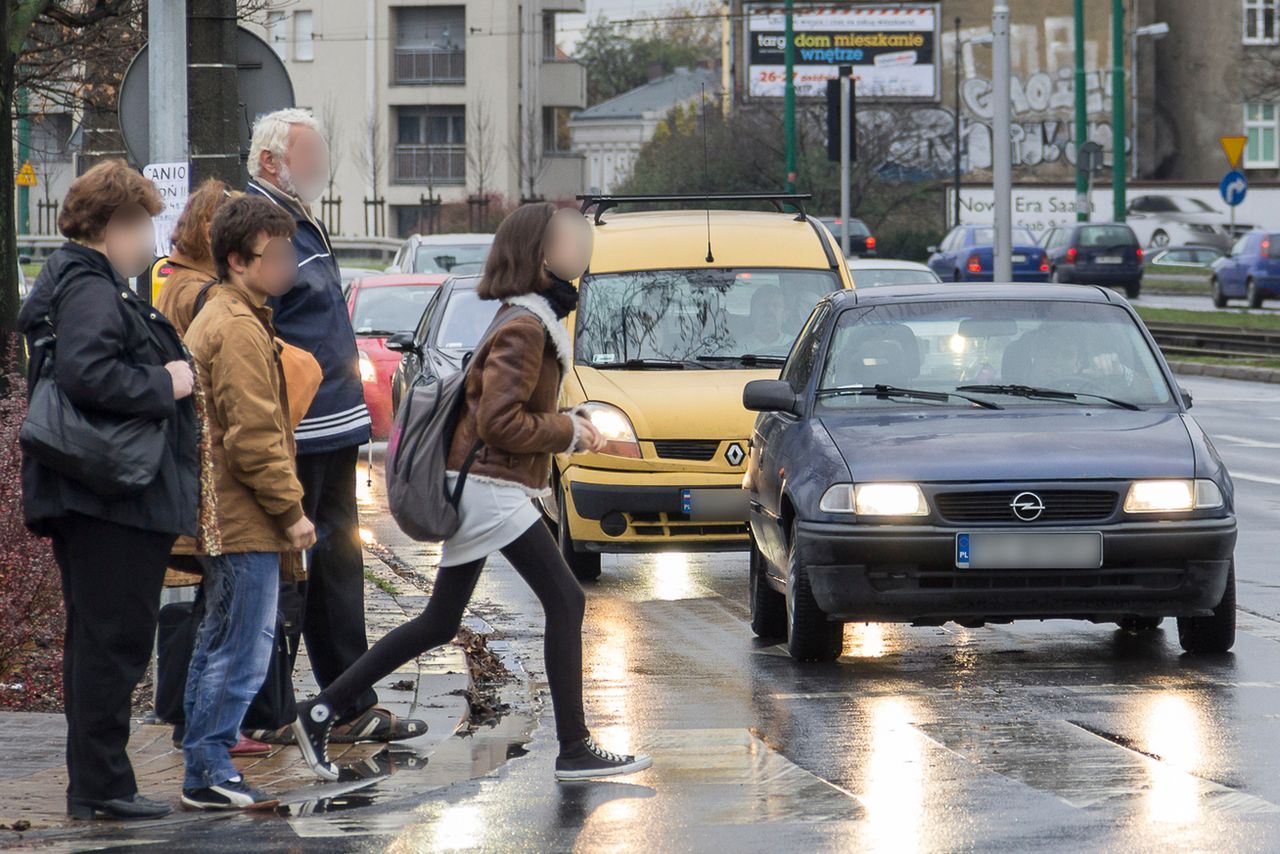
[783,304,831,392]
[1245,0,1280,44]
[543,106,572,154]
[1245,102,1279,166]
[543,12,559,59]
[393,106,467,185]
[294,10,314,61]
[394,6,466,84]
[267,10,287,59]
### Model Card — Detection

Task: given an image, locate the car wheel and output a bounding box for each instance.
[785,523,843,662]
[749,538,786,639]
[1150,229,1170,248]
[1118,616,1163,634]
[557,480,601,582]
[1177,560,1236,654]
[1247,278,1264,309]
[1211,276,1228,308]
[1124,282,1141,299]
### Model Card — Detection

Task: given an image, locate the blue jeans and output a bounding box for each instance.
[182,552,279,789]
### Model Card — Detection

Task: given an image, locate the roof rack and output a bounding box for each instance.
[576,193,812,225]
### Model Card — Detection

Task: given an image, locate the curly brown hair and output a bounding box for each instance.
[210,196,297,280]
[476,202,555,300]
[171,178,238,264]
[58,159,163,243]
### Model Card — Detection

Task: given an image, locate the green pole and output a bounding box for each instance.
[1111,0,1126,222]
[1074,0,1088,222]
[16,86,30,236]
[784,0,796,193]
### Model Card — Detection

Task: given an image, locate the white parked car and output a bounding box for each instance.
[846,258,942,288]
[1125,195,1249,252]
[390,233,494,275]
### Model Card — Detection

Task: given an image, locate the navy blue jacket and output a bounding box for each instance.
[247,180,371,454]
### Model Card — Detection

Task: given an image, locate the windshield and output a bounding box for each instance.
[851,267,941,287]
[414,242,491,274]
[433,287,500,350]
[1079,226,1137,247]
[817,300,1172,410]
[351,285,437,336]
[822,219,870,237]
[972,227,1037,245]
[575,268,842,367]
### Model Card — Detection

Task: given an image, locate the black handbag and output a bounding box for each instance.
[19,288,169,498]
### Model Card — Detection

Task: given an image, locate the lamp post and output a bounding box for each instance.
[993,0,1012,282]
[1130,22,1169,179]
[953,29,993,228]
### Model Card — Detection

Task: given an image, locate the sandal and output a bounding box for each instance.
[330,706,428,743]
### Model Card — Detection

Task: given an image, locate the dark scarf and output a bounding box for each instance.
[543,274,579,319]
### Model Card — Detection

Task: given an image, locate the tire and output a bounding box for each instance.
[1247,278,1264,309]
[749,538,786,639]
[785,523,843,662]
[1211,276,1228,308]
[557,480,601,582]
[1150,229,1170,248]
[1177,560,1236,654]
[1118,616,1163,634]
[1124,281,1141,299]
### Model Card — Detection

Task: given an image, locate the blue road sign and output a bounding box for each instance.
[1220,170,1248,206]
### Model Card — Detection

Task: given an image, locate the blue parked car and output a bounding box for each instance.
[1040,222,1143,299]
[1209,230,1280,308]
[926,225,1049,283]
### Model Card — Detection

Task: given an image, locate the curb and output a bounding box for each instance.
[1168,360,1280,385]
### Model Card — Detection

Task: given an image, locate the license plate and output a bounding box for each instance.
[1097,255,1123,264]
[1012,254,1027,263]
[681,488,749,521]
[955,532,1102,569]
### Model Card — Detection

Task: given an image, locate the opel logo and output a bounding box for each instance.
[725,442,746,466]
[1010,491,1045,522]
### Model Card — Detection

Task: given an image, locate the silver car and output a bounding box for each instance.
[1126,195,1250,252]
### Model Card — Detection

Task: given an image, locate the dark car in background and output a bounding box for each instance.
[926,225,1049,283]
[742,284,1236,662]
[1041,222,1143,298]
[818,216,876,257]
[1210,231,1280,308]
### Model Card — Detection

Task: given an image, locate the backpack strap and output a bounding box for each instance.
[192,279,219,317]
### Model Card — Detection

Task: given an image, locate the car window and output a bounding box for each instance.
[432,287,500,350]
[782,303,831,392]
[1078,225,1138,247]
[413,287,443,342]
[575,268,842,367]
[851,267,942,287]
[350,285,437,336]
[817,299,1173,409]
[413,242,491,275]
[971,227,1037,245]
[1138,197,1178,212]
[1230,235,1250,256]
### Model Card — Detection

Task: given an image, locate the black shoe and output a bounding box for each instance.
[181,776,279,811]
[171,724,184,750]
[68,793,173,821]
[292,699,340,781]
[555,736,653,781]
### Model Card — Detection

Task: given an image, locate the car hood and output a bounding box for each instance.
[573,366,775,439]
[819,408,1193,482]
[1148,212,1227,226]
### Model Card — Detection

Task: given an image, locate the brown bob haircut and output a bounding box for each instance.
[477,202,556,299]
[210,196,296,280]
[58,159,163,243]
[172,178,239,264]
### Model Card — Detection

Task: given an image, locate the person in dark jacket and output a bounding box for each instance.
[18,159,199,821]
[244,108,424,743]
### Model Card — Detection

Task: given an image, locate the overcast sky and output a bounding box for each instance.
[560,0,671,51]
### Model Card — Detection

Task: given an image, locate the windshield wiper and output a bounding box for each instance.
[592,358,702,370]
[357,329,399,337]
[816,384,1002,409]
[696,354,787,366]
[956,383,1142,411]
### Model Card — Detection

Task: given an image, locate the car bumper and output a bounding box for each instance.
[794,517,1236,623]
[1058,267,1142,285]
[960,272,1051,283]
[563,466,750,552]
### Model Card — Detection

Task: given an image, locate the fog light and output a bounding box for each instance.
[600,511,628,537]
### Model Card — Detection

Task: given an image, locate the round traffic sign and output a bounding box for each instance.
[1220,170,1248,207]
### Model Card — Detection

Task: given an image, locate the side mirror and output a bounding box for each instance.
[926,245,938,254]
[744,379,799,414]
[1179,386,1193,409]
[385,332,419,354]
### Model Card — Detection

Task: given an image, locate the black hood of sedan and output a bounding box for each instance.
[820,408,1194,482]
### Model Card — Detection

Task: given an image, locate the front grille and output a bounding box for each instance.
[934,489,1118,524]
[652,439,720,461]
[869,567,1183,593]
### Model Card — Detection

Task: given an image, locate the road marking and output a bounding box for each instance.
[1213,433,1280,449]
[1228,470,1280,487]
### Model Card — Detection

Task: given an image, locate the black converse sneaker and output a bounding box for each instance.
[555,736,653,781]
[292,699,340,781]
[181,776,278,811]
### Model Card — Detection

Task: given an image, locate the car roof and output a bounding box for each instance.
[846,258,931,271]
[351,273,450,289]
[405,233,494,246]
[833,283,1120,306]
[588,210,838,273]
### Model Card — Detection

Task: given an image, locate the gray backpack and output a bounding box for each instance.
[385,307,533,542]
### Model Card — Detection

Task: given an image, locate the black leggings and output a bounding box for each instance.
[319,520,589,743]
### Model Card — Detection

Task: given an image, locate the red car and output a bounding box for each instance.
[347,273,447,440]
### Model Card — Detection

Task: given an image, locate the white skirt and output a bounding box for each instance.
[439,473,542,567]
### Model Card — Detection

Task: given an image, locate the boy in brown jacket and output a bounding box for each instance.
[179,196,317,810]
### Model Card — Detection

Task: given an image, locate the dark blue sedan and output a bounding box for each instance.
[1210,230,1280,308]
[743,284,1237,662]
[927,224,1049,283]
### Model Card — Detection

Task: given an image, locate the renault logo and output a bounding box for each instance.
[1010,491,1045,522]
[725,442,745,466]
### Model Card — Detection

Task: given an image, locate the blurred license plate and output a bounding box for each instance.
[681,488,749,521]
[955,532,1102,569]
[1012,254,1027,263]
[1097,255,1123,264]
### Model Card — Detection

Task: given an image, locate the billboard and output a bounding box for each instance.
[744,3,940,101]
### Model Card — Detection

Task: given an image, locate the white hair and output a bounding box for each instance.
[248,108,320,179]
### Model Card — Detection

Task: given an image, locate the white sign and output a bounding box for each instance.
[142,161,190,258]
[745,3,940,100]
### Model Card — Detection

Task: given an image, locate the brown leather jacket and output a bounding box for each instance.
[446,295,579,494]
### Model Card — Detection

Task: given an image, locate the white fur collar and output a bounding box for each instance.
[502,293,573,375]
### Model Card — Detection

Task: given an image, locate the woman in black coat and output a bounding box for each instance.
[18,160,200,821]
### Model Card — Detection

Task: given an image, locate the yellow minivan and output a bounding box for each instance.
[549,194,854,579]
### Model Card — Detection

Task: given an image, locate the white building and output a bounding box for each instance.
[570,67,720,195]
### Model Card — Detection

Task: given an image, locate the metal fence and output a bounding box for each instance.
[393,144,466,185]
[393,48,466,85]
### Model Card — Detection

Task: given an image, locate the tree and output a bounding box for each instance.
[511,94,547,201]
[320,94,343,195]
[467,88,499,229]
[354,109,385,199]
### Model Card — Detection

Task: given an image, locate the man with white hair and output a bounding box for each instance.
[246,108,426,745]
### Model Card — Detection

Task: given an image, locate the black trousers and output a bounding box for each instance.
[282,444,377,720]
[319,521,590,743]
[49,513,175,802]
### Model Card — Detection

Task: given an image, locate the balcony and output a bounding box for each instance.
[393,48,466,85]
[393,144,466,185]
[540,59,586,108]
[539,0,586,12]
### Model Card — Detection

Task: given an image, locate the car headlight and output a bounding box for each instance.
[576,401,641,458]
[1123,479,1224,513]
[358,351,377,384]
[821,483,928,516]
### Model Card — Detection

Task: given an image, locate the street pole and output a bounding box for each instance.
[1130,25,1138,179]
[1112,0,1126,222]
[953,16,962,228]
[187,0,241,185]
[16,86,29,236]
[148,0,188,165]
[1074,0,1088,222]
[840,69,851,257]
[992,1,1012,282]
[721,1,732,117]
[784,0,796,193]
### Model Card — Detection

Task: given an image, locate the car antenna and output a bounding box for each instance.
[701,83,715,263]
